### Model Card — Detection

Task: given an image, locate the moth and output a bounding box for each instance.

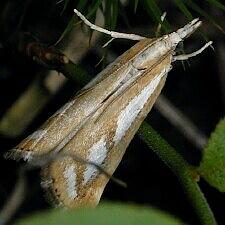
[7,9,212,208]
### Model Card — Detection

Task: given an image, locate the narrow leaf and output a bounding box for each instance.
[77,0,88,11]
[206,0,225,11]
[61,0,70,14]
[55,15,76,45]
[86,0,103,18]
[172,0,193,20]
[134,0,139,13]
[144,0,171,32]
[111,0,119,30]
[185,0,225,34]
[57,1,103,45]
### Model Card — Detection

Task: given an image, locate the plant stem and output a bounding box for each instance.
[138,121,217,225]
[58,60,91,85]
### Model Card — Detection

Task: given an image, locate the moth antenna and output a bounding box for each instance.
[173,41,213,61]
[73,8,146,41]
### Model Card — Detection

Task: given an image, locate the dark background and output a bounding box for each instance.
[0,0,224,224]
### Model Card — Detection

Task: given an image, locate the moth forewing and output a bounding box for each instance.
[9,38,157,160]
[9,17,201,160]
[7,16,210,208]
[42,53,171,208]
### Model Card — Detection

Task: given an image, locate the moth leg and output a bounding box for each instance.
[173,41,213,61]
[102,38,115,48]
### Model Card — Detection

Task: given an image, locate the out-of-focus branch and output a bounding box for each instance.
[155,95,208,150]
[0,170,26,225]
[0,79,50,137]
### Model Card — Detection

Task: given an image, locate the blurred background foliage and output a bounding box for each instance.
[0,0,224,224]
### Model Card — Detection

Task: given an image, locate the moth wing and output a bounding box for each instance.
[42,54,172,208]
[8,38,156,161]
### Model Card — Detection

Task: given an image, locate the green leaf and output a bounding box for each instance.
[86,0,103,18]
[104,0,119,30]
[77,0,88,11]
[111,0,119,30]
[134,0,139,13]
[144,0,171,33]
[206,0,225,11]
[14,203,185,225]
[56,0,103,45]
[55,14,76,45]
[61,0,70,14]
[199,118,225,192]
[172,0,193,20]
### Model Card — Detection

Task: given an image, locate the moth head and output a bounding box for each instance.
[162,18,202,54]
[176,18,202,40]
